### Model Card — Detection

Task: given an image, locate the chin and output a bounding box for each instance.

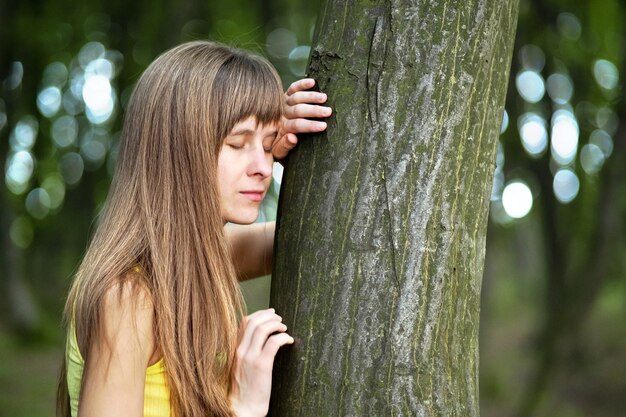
[224,210,259,225]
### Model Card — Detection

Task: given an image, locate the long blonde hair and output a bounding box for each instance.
[57,41,284,417]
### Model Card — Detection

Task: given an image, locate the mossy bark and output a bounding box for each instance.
[269,0,519,415]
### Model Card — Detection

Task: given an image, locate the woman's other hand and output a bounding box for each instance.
[272,78,332,161]
[229,308,294,417]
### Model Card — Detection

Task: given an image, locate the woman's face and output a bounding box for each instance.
[218,116,277,224]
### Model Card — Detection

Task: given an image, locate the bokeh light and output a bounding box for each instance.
[501,110,509,134]
[9,216,34,249]
[556,12,582,41]
[69,67,85,101]
[589,129,613,158]
[85,58,114,80]
[553,169,580,203]
[41,174,66,210]
[10,116,38,150]
[519,44,545,71]
[546,73,573,104]
[78,41,106,67]
[516,70,545,103]
[42,62,69,87]
[288,46,311,76]
[518,112,548,157]
[6,62,24,90]
[105,50,124,78]
[595,106,618,136]
[580,143,605,175]
[551,109,579,165]
[80,128,109,169]
[63,88,84,115]
[82,74,115,124]
[37,86,63,118]
[502,181,533,219]
[59,152,85,185]
[25,188,52,219]
[490,142,505,201]
[266,28,298,59]
[51,115,79,148]
[593,59,619,91]
[5,150,35,195]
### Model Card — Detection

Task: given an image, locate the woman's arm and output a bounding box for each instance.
[225,222,275,281]
[78,281,156,417]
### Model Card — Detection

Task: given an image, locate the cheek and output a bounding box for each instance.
[216,152,232,198]
[216,150,246,196]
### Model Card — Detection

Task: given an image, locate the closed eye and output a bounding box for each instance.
[226,142,244,150]
[263,135,277,153]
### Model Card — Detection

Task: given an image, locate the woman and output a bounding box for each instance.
[57,41,332,417]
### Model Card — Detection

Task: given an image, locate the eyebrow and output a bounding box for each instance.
[229,128,278,138]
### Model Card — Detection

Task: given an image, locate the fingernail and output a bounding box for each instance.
[318,122,327,130]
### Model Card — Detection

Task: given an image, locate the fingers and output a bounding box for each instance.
[248,320,289,357]
[281,78,331,155]
[237,308,278,355]
[272,134,298,161]
[286,78,316,95]
[285,91,327,106]
[284,103,332,120]
[282,118,327,135]
[259,333,294,364]
[236,308,294,370]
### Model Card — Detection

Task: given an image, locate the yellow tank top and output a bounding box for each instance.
[66,319,171,417]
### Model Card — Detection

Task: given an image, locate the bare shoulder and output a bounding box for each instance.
[79,270,155,416]
[98,271,155,361]
[102,272,154,317]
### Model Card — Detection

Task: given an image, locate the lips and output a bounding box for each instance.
[240,190,265,202]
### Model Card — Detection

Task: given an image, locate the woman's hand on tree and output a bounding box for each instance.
[272,78,332,162]
[229,308,294,417]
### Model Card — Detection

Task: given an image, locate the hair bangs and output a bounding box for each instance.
[213,53,284,140]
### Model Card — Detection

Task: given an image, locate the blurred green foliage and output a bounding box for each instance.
[0,0,624,416]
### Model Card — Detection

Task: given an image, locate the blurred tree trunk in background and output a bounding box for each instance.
[269,0,519,415]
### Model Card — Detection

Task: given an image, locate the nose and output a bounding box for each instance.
[247,146,273,179]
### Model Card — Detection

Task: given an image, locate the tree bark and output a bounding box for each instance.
[269,0,519,415]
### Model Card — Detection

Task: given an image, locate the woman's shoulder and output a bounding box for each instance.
[103,268,153,309]
[101,269,154,329]
[92,269,157,363]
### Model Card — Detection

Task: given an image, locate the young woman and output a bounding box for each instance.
[56,41,332,417]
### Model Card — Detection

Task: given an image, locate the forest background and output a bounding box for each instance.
[0,0,624,416]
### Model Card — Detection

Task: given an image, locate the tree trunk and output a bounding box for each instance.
[269,0,518,415]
